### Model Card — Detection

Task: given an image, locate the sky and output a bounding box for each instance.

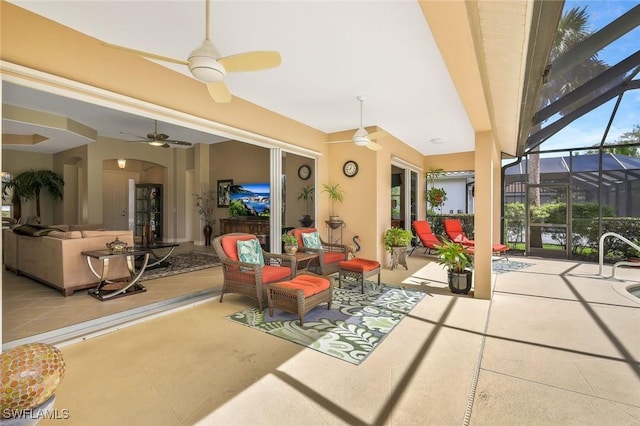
[541,0,640,152]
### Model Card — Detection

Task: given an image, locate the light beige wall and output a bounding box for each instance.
[209,141,270,234]
[284,153,315,229]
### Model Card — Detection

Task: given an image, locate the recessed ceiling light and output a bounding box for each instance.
[430,137,446,144]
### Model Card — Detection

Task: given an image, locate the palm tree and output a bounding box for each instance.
[528,6,607,247]
[3,170,64,219]
[529,6,608,203]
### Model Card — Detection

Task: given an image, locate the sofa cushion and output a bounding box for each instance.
[70,224,104,232]
[47,230,83,239]
[13,224,57,237]
[81,230,130,238]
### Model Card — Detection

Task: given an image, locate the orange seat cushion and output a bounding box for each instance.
[324,251,347,264]
[339,258,380,272]
[275,275,330,297]
[466,244,509,255]
[261,265,293,283]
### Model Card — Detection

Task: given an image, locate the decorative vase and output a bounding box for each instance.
[203,224,213,246]
[299,215,313,227]
[284,244,298,255]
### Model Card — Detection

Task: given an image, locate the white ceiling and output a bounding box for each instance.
[3,0,475,155]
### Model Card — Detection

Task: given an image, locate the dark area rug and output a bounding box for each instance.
[139,251,221,282]
[226,280,426,365]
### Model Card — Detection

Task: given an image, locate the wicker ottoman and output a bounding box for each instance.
[267,275,332,325]
[338,258,381,294]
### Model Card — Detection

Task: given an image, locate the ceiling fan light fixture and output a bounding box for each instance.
[353,136,370,147]
[148,140,166,147]
[188,41,226,83]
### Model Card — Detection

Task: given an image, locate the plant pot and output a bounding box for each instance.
[299,215,313,227]
[203,224,213,246]
[284,244,298,255]
[326,218,343,229]
[390,246,408,270]
[448,269,472,294]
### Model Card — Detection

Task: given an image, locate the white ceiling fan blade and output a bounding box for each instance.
[326,140,352,144]
[366,141,383,151]
[102,41,190,65]
[218,51,282,72]
[206,81,232,103]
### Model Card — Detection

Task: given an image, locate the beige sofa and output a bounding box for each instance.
[4,225,134,296]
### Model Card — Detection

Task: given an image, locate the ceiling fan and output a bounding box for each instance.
[103,0,281,103]
[122,120,193,148]
[327,96,385,151]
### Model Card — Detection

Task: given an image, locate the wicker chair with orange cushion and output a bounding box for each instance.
[410,220,441,255]
[290,227,349,275]
[213,233,297,310]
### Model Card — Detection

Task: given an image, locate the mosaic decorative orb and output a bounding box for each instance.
[1,343,66,414]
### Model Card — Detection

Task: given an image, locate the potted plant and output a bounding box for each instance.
[2,169,64,221]
[282,233,298,254]
[297,185,314,227]
[322,183,345,228]
[425,168,447,214]
[193,189,216,246]
[384,227,413,270]
[435,240,473,294]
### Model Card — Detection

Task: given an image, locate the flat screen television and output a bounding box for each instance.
[230,183,270,216]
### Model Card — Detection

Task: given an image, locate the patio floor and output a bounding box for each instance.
[6,255,639,425]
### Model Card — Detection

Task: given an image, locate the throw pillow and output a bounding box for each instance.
[237,239,264,266]
[12,224,55,237]
[301,231,322,249]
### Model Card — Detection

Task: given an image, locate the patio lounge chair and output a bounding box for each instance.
[443,218,509,260]
[410,220,441,255]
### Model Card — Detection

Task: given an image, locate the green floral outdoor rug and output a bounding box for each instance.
[225,280,426,365]
[490,259,532,275]
[139,251,220,282]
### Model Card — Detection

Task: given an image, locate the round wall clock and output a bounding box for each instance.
[343,160,359,177]
[297,164,311,180]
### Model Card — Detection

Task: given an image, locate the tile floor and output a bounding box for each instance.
[3,250,640,425]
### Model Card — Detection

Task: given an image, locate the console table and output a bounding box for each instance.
[219,217,269,235]
[82,249,150,301]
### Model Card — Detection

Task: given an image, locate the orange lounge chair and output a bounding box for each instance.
[410,220,441,255]
[443,218,475,247]
[444,218,509,260]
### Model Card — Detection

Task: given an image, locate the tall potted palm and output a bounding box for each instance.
[322,183,345,228]
[297,185,314,227]
[2,169,64,221]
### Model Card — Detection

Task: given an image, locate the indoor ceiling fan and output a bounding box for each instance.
[327,96,385,151]
[103,0,281,103]
[122,120,193,148]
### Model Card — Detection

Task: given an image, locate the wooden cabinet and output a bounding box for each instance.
[219,217,269,236]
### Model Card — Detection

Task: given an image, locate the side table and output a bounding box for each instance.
[290,252,320,276]
[82,249,151,301]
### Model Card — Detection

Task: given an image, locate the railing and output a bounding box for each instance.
[598,232,640,279]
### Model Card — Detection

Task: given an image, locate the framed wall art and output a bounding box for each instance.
[217,179,233,207]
